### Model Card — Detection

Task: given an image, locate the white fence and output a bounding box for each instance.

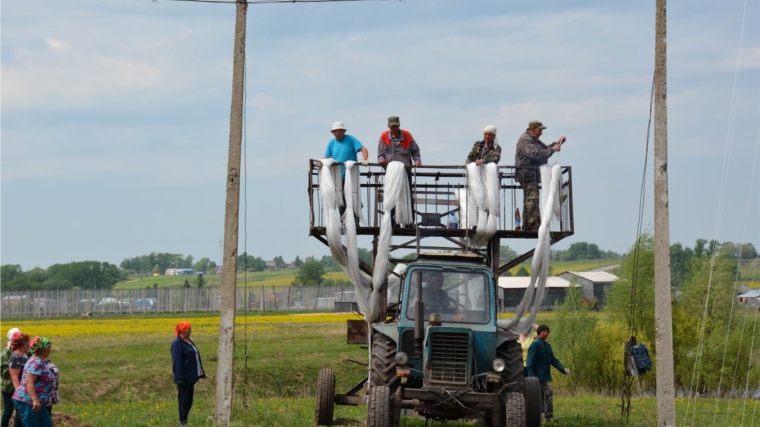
[0,286,359,319]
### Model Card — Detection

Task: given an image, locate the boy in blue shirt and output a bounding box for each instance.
[324,121,369,177]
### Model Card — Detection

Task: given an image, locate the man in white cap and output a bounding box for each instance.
[465,125,501,165]
[324,121,369,178]
[1,327,21,427]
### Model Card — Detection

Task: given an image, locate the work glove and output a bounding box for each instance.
[361,159,368,166]
[564,368,571,375]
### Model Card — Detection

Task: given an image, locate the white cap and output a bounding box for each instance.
[331,122,346,131]
[7,328,20,340]
[484,125,497,135]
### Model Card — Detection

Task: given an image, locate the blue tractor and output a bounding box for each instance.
[308,161,574,427]
[317,253,541,427]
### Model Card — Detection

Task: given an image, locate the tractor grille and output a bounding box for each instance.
[429,331,470,385]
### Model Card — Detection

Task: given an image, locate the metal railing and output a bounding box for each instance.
[308,161,574,238]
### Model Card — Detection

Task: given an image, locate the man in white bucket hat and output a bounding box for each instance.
[324,121,369,178]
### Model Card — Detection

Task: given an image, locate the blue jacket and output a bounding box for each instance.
[171,337,206,385]
[526,338,566,382]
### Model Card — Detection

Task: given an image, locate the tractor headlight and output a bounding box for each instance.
[492,358,506,373]
[395,352,409,366]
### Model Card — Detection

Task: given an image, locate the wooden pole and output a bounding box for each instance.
[654,0,676,425]
[215,0,247,424]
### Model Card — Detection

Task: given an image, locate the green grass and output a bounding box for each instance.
[115,270,351,289]
[59,396,760,427]
[7,312,755,427]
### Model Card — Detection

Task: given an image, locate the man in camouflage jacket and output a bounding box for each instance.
[514,121,565,231]
[465,125,501,165]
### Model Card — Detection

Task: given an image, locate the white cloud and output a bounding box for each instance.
[45,38,72,53]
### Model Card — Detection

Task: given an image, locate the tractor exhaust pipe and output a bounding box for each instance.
[414,270,424,354]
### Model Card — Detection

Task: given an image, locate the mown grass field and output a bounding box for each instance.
[115,270,350,289]
[4,312,757,427]
[738,258,760,289]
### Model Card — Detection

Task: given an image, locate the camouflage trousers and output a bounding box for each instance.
[521,180,541,231]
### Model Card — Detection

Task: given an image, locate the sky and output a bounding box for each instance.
[2,0,760,270]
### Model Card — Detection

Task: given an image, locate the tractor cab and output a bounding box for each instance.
[396,257,497,384]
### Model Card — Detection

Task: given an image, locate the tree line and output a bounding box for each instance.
[119,253,217,275]
[549,236,759,396]
[1,262,126,291]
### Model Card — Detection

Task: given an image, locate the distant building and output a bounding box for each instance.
[498,276,572,310]
[738,290,760,308]
[265,260,276,270]
[557,271,619,306]
[165,268,196,276]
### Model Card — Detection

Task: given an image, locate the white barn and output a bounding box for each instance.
[498,276,572,310]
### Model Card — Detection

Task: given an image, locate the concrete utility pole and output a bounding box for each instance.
[216,0,248,425]
[653,0,676,425]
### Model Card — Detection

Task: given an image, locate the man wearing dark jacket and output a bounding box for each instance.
[514,121,565,231]
[526,324,569,423]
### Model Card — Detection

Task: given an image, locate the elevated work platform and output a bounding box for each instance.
[307,160,574,277]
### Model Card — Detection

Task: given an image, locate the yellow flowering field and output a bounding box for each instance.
[5,312,361,341]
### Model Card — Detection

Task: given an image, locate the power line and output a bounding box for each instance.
[165,0,402,5]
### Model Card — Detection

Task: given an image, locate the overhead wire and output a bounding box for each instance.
[628,75,654,340]
[166,0,402,4]
[743,253,760,426]
[715,106,760,426]
[684,0,748,423]
[739,80,760,427]
[239,2,300,392]
[620,71,654,423]
[238,13,251,411]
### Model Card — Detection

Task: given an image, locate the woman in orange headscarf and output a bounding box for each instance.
[171,321,205,426]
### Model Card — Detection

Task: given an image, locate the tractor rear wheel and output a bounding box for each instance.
[370,331,399,388]
[504,392,526,427]
[315,368,335,426]
[524,376,542,427]
[497,340,525,393]
[367,385,392,427]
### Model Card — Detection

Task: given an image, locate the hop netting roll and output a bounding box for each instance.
[498,162,562,334]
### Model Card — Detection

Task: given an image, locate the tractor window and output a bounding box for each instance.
[406,270,490,324]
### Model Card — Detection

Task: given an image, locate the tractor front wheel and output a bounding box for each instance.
[367,385,392,427]
[315,368,336,426]
[524,376,542,427]
[504,392,526,427]
[370,331,399,388]
[498,340,525,393]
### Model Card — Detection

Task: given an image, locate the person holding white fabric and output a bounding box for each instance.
[514,121,566,231]
[465,125,501,165]
[377,116,420,226]
[324,121,369,178]
[376,116,421,168]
